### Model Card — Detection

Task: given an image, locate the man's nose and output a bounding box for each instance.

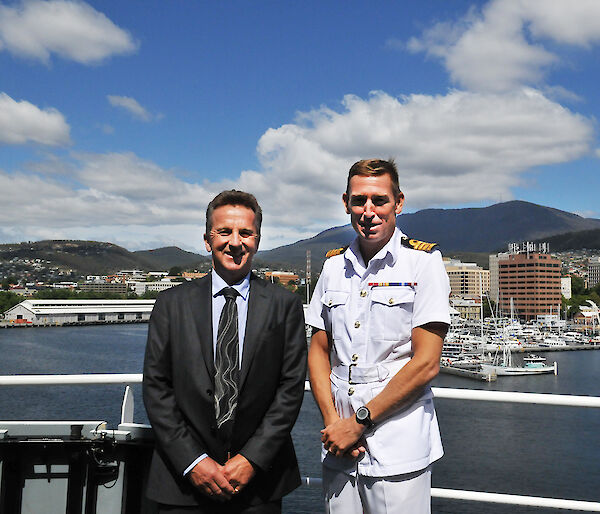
[363,200,375,217]
[229,231,242,246]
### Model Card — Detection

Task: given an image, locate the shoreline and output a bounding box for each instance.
[0,319,149,328]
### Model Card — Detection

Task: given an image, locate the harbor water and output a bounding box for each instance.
[1,324,599,513]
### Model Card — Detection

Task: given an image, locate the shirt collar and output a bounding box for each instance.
[211,269,251,300]
[345,227,404,272]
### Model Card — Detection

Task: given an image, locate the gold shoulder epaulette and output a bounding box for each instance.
[401,236,438,253]
[325,246,348,258]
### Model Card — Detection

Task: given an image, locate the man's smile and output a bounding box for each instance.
[204,204,259,285]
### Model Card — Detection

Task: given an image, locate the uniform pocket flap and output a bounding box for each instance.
[371,287,415,306]
[321,291,350,307]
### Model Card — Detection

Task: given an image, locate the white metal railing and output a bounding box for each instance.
[1,373,599,511]
[3,374,600,409]
[0,373,143,386]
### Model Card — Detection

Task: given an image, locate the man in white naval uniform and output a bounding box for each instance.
[306,159,450,513]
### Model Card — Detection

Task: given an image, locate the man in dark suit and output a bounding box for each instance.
[143,190,307,513]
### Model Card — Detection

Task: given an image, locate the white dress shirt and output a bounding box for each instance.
[184,269,251,475]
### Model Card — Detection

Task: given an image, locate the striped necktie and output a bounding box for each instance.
[214,287,239,443]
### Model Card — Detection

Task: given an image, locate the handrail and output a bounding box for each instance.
[1,373,599,511]
[430,386,600,408]
[431,488,600,511]
[0,373,143,385]
[2,374,600,409]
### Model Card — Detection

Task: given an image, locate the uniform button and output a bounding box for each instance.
[388,298,394,304]
[352,354,359,362]
[360,290,367,297]
[348,387,355,396]
[328,300,332,306]
[354,321,360,328]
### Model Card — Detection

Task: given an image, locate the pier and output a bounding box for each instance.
[440,365,497,381]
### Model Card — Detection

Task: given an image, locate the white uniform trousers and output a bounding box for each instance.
[323,465,431,514]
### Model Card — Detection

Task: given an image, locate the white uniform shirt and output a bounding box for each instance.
[305,228,451,477]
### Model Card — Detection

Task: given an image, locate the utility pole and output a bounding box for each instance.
[306,250,311,305]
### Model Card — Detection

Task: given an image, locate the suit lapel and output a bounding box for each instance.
[190,274,215,383]
[239,274,270,389]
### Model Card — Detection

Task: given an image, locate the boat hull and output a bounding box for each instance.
[481,364,556,376]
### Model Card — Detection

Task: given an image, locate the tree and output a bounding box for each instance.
[34,288,74,299]
[1,275,18,290]
[0,291,22,314]
[294,277,319,304]
[169,266,183,276]
[483,298,496,319]
[571,275,586,295]
[285,280,298,292]
[561,295,570,316]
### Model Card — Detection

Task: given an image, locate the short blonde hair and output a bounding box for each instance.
[346,159,401,197]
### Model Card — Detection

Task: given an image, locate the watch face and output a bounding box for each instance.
[356,406,369,422]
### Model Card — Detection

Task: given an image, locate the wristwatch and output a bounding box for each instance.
[355,406,374,429]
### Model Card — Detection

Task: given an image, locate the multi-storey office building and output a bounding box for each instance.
[450,297,483,320]
[498,251,561,320]
[79,282,128,294]
[589,257,600,288]
[489,252,509,304]
[444,260,490,297]
[561,276,572,300]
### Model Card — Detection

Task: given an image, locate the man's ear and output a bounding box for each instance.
[395,192,405,215]
[204,233,212,253]
[342,192,350,214]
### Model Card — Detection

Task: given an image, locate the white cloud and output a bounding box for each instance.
[0,92,70,146]
[107,95,156,122]
[0,0,137,64]
[1,87,592,251]
[522,0,600,46]
[407,0,600,92]
[247,89,593,227]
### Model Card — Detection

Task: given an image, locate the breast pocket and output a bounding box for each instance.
[320,290,349,341]
[370,287,415,342]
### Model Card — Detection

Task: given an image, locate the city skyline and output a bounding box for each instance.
[1,0,600,253]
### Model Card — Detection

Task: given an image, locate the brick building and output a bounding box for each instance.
[264,271,298,286]
[498,250,561,320]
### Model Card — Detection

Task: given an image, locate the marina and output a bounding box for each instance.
[440,308,600,381]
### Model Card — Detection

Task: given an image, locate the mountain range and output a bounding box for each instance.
[2,201,599,275]
[258,200,600,269]
[0,240,210,276]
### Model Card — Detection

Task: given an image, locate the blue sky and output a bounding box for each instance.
[1,0,599,253]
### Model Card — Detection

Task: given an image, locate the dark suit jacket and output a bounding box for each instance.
[142,273,307,508]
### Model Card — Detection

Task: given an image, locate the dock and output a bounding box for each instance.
[513,344,600,352]
[440,366,497,381]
